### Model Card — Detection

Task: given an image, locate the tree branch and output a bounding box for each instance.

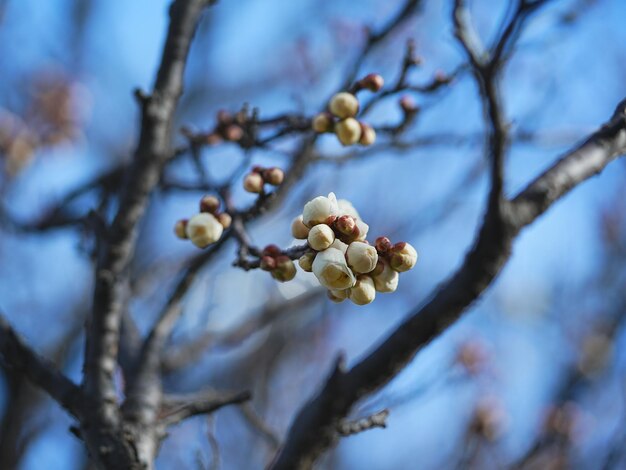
[336,409,390,437]
[159,389,251,426]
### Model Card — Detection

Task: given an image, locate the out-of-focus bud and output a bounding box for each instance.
[346,241,378,274]
[349,275,376,305]
[389,242,418,272]
[272,256,297,282]
[307,224,336,251]
[337,199,360,219]
[360,73,384,92]
[335,117,362,146]
[359,123,376,146]
[262,244,281,257]
[544,403,580,441]
[298,252,316,272]
[263,167,284,186]
[470,396,507,442]
[199,195,220,214]
[400,95,418,113]
[205,133,222,145]
[260,256,277,271]
[217,109,232,124]
[312,247,356,290]
[375,236,393,253]
[174,219,188,239]
[291,215,310,239]
[434,69,449,83]
[302,193,339,227]
[455,340,488,375]
[185,213,224,248]
[328,288,349,303]
[243,172,264,193]
[372,259,399,293]
[329,92,359,119]
[312,112,334,133]
[216,212,232,229]
[224,124,243,141]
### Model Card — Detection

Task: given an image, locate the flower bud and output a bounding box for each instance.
[302,193,339,227]
[328,288,349,303]
[330,238,348,254]
[271,257,297,282]
[312,247,356,290]
[346,242,378,274]
[224,124,244,141]
[400,95,418,113]
[199,195,220,214]
[329,92,359,119]
[349,275,376,305]
[262,244,281,257]
[260,256,277,271]
[375,236,392,253]
[337,199,360,219]
[312,112,334,133]
[335,117,362,146]
[335,215,357,235]
[217,109,232,124]
[291,215,310,239]
[243,172,264,193]
[372,259,399,293]
[262,167,284,186]
[216,212,232,229]
[298,252,315,272]
[360,73,384,92]
[174,219,188,239]
[185,213,224,248]
[359,123,376,146]
[307,224,335,251]
[355,219,369,241]
[389,242,418,272]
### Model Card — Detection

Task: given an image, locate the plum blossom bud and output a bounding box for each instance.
[337,199,360,219]
[328,289,349,303]
[199,195,220,214]
[271,257,297,282]
[216,212,232,229]
[224,124,244,141]
[302,193,339,227]
[360,73,384,92]
[355,219,369,241]
[400,95,418,113]
[263,167,284,186]
[185,213,224,248]
[243,172,264,193]
[375,236,392,253]
[335,215,357,236]
[349,275,376,305]
[307,224,335,251]
[335,117,362,146]
[174,219,188,239]
[291,215,310,239]
[260,256,276,271]
[312,112,334,133]
[298,252,315,272]
[262,244,281,257]
[346,242,378,274]
[359,123,376,146]
[389,242,418,272]
[330,239,348,254]
[312,247,356,290]
[329,92,359,119]
[372,259,399,293]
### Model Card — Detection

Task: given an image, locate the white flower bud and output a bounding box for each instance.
[337,199,360,219]
[298,252,315,272]
[349,275,376,305]
[346,242,378,274]
[185,213,224,248]
[307,224,335,251]
[302,192,339,227]
[335,118,362,146]
[328,288,349,303]
[312,247,356,290]
[372,260,399,293]
[389,242,418,272]
[329,92,359,119]
[355,219,369,241]
[330,238,348,254]
[291,215,310,239]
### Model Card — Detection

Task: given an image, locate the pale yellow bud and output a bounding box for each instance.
[302,192,339,227]
[349,275,376,305]
[359,123,376,146]
[263,167,284,186]
[243,172,264,193]
[355,219,369,241]
[346,242,378,274]
[329,92,359,119]
[216,212,232,229]
[328,288,350,303]
[186,213,224,248]
[372,259,399,293]
[335,117,362,146]
[312,247,356,290]
[298,252,315,272]
[312,112,334,133]
[291,215,310,239]
[272,256,297,282]
[174,219,188,239]
[389,242,418,272]
[307,224,335,251]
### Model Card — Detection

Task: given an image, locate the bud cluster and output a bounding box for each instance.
[259,244,297,282]
[243,165,284,194]
[290,192,418,306]
[174,195,231,248]
[312,74,383,147]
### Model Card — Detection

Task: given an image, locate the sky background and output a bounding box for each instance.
[1,0,626,468]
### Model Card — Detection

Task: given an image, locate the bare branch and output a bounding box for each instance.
[159,389,251,426]
[336,409,390,437]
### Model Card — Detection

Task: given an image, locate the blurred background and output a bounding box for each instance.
[0,0,626,468]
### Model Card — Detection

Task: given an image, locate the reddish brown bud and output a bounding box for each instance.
[260,256,276,271]
[243,172,264,193]
[360,73,384,92]
[224,124,244,141]
[199,195,220,214]
[358,122,376,146]
[251,165,264,173]
[262,167,284,186]
[174,219,188,239]
[217,109,232,124]
[335,215,357,235]
[205,133,222,145]
[262,244,282,257]
[216,212,232,229]
[391,241,407,252]
[375,236,392,253]
[434,69,448,83]
[399,96,418,113]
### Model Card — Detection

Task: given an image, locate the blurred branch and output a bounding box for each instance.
[159,389,251,426]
